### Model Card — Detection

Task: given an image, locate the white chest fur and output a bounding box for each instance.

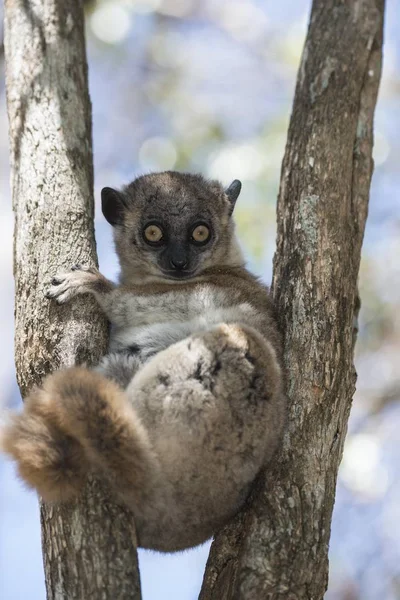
[109,286,256,359]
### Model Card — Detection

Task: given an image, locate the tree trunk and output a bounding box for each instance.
[4,0,141,598]
[200,1,385,599]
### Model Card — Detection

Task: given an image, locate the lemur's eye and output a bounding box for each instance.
[143,224,164,245]
[191,224,210,245]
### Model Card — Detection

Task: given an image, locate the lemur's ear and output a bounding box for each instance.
[101,187,127,226]
[225,180,242,215]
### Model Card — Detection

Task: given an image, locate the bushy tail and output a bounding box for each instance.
[1,384,88,502]
[1,368,157,505]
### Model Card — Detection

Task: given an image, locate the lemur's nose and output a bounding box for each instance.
[170,257,187,270]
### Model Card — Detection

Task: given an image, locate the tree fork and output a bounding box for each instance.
[4,0,141,598]
[200,1,385,599]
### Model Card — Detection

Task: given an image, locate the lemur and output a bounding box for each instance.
[1,171,287,552]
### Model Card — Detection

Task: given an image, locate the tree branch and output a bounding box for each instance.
[5,0,141,597]
[200,1,385,598]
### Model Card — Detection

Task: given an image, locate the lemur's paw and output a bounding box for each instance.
[45,266,99,304]
[45,265,111,303]
[0,392,88,502]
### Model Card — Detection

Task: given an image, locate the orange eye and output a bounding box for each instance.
[191,225,210,244]
[144,224,163,244]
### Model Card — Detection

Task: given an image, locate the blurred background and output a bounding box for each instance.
[0,0,399,598]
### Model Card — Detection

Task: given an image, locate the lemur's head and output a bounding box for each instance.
[101,171,243,284]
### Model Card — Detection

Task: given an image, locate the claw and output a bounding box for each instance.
[51,277,63,286]
[71,264,82,271]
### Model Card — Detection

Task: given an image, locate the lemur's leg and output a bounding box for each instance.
[1,369,160,505]
[123,322,285,549]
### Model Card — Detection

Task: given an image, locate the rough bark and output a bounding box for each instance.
[200,1,385,599]
[5,0,141,598]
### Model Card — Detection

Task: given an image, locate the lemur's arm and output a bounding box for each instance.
[46,266,263,362]
[46,265,189,327]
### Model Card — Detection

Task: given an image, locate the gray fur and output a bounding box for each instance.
[24,172,287,551]
[109,171,244,284]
